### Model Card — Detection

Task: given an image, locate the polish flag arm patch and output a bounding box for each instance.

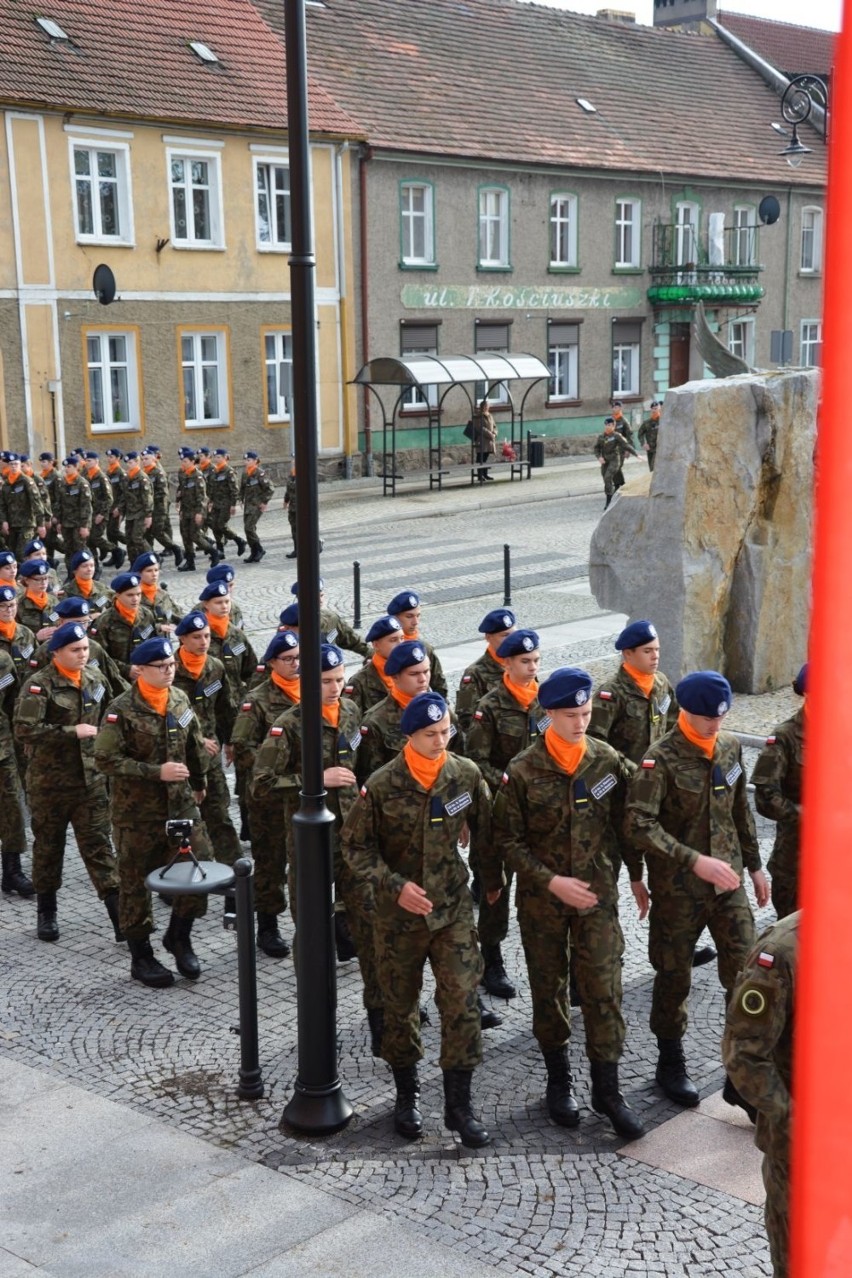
[501,771,510,785]
[270,726,284,737]
[757,952,775,968]
[360,784,368,797]
[474,710,484,720]
[28,685,42,694]
[641,759,656,769]
[106,713,119,723]
[765,736,776,745]
[598,690,613,700]
[241,702,252,711]
[462,675,471,684]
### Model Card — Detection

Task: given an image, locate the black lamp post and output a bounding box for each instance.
[779,74,828,167]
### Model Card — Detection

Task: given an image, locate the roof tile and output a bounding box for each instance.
[718,11,835,77]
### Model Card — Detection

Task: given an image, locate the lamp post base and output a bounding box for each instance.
[281,1080,353,1135]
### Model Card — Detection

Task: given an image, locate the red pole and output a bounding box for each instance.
[792,8,852,1275]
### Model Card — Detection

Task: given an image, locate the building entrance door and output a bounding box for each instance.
[669,323,691,387]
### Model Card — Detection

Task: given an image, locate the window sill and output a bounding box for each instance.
[613,395,642,404]
[76,236,135,249]
[264,417,293,427]
[798,270,822,278]
[612,266,644,274]
[399,261,439,272]
[476,264,512,273]
[90,423,140,434]
[257,243,292,254]
[547,398,582,408]
[183,422,231,431]
[171,242,227,252]
[548,265,580,274]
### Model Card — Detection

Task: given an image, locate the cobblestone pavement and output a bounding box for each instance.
[1,458,785,1276]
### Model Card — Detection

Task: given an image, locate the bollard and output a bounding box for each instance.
[353,560,361,630]
[234,858,264,1101]
[503,543,512,607]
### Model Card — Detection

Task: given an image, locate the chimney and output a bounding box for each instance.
[597,9,637,22]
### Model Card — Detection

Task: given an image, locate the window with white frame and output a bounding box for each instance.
[675,201,699,270]
[547,323,579,401]
[801,206,823,273]
[550,194,578,268]
[255,159,291,250]
[264,331,293,421]
[180,330,230,428]
[400,182,435,266]
[72,143,133,243]
[800,320,822,366]
[615,198,641,268]
[400,324,439,409]
[728,317,755,365]
[474,321,510,405]
[612,320,641,397]
[86,331,140,433]
[169,151,223,247]
[733,206,757,267]
[478,187,509,267]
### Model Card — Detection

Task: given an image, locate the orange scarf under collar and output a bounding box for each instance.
[136,677,169,716]
[114,599,138,627]
[371,652,395,694]
[140,580,158,605]
[403,741,447,790]
[544,725,587,776]
[74,576,94,598]
[503,670,539,710]
[25,588,49,609]
[0,619,16,641]
[178,648,207,679]
[321,702,341,728]
[270,669,301,702]
[390,685,414,710]
[623,661,656,698]
[52,658,81,686]
[677,710,717,759]
[205,611,229,638]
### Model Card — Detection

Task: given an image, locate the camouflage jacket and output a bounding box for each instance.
[86,467,112,520]
[593,432,634,466]
[93,683,208,824]
[588,666,678,764]
[356,692,464,786]
[722,910,799,1154]
[41,466,61,516]
[492,734,637,905]
[637,417,659,451]
[230,675,298,776]
[239,466,274,510]
[626,724,761,881]
[143,463,170,518]
[343,658,391,718]
[251,697,362,827]
[207,464,239,513]
[418,638,447,698]
[141,584,183,628]
[29,635,130,701]
[172,651,235,744]
[177,465,207,517]
[0,473,44,528]
[89,602,158,679]
[341,750,496,930]
[16,589,60,635]
[206,622,257,706]
[284,472,297,512]
[14,661,110,791]
[466,679,548,793]
[105,463,126,513]
[320,607,370,659]
[0,621,37,680]
[0,648,19,762]
[53,473,93,528]
[57,578,115,616]
[121,468,153,520]
[751,709,804,878]
[454,647,505,736]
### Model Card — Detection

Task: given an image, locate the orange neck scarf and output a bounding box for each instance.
[390,684,414,710]
[181,462,195,476]
[503,670,539,709]
[199,460,211,471]
[42,465,56,479]
[143,461,157,475]
[403,741,447,790]
[140,580,158,604]
[486,645,505,666]
[405,630,421,641]
[371,652,395,694]
[74,576,93,598]
[53,658,81,687]
[127,464,140,479]
[64,471,78,484]
[205,610,229,638]
[677,710,717,759]
[25,588,48,608]
[115,599,137,627]
[544,725,587,775]
[136,677,169,716]
[623,661,656,698]
[6,472,20,485]
[245,461,258,476]
[321,702,341,728]
[87,465,100,479]
[215,460,227,472]
[179,648,207,679]
[270,669,301,702]
[0,619,16,641]
[107,461,121,475]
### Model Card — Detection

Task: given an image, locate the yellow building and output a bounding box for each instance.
[0,2,361,471]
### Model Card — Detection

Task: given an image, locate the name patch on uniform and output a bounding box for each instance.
[349,731,361,750]
[92,683,105,702]
[537,715,552,733]
[757,952,775,969]
[203,680,222,697]
[598,690,613,701]
[178,708,193,728]
[725,762,743,787]
[95,596,109,608]
[449,724,457,739]
[0,672,14,690]
[445,791,472,817]
[591,773,617,800]
[20,645,33,659]
[657,694,671,714]
[138,625,153,640]
[231,642,246,656]
[326,628,338,643]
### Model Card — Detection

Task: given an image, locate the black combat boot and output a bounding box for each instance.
[112,548,126,570]
[442,1069,491,1148]
[223,894,237,931]
[235,536,247,557]
[245,546,262,564]
[392,1066,423,1139]
[723,1075,757,1123]
[177,553,196,573]
[655,1037,699,1107]
[253,543,266,562]
[172,545,183,568]
[542,1047,580,1128]
[128,938,174,988]
[103,891,125,942]
[481,944,517,1000]
[285,548,298,559]
[590,1061,646,1140]
[208,546,222,568]
[477,994,503,1030]
[334,911,357,962]
[256,912,290,958]
[367,1007,384,1056]
[2,850,34,897]
[162,913,201,980]
[36,890,59,942]
[692,944,717,967]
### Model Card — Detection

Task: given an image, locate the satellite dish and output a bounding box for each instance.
[758,196,781,226]
[93,264,116,305]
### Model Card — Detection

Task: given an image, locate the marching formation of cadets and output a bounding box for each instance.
[0,523,800,1270]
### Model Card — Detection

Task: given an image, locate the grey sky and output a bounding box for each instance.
[519,0,841,32]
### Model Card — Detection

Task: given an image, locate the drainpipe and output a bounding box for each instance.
[709,20,826,135]
[358,144,373,476]
[334,141,354,478]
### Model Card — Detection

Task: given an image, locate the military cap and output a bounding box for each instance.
[321,643,344,670]
[290,578,324,596]
[178,446,196,460]
[497,628,539,658]
[387,590,420,616]
[48,621,87,652]
[18,453,30,463]
[478,608,516,634]
[676,670,732,717]
[39,451,55,462]
[198,446,212,456]
[244,450,259,460]
[400,691,448,736]
[19,559,49,579]
[54,597,90,618]
[0,550,17,568]
[0,585,17,603]
[73,447,87,457]
[214,447,229,456]
[264,630,299,662]
[278,602,299,627]
[131,637,174,666]
[207,563,236,584]
[147,443,162,453]
[603,416,615,426]
[131,552,159,573]
[615,620,657,651]
[105,447,123,459]
[199,581,228,602]
[123,451,139,461]
[62,456,79,467]
[538,667,593,710]
[23,537,46,556]
[365,615,402,643]
[385,640,427,676]
[175,611,209,637]
[70,549,94,571]
[111,572,141,594]
[793,663,808,697]
[612,400,623,408]
[650,400,662,408]
[5,451,19,463]
[85,449,99,460]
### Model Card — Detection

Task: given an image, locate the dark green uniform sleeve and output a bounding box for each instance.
[722,954,793,1129]
[340,781,409,902]
[753,734,800,826]
[626,758,701,870]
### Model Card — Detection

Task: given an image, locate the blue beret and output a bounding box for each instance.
[264,630,299,662]
[478,608,516,635]
[111,572,140,593]
[207,563,235,584]
[612,400,623,408]
[793,663,807,696]
[387,590,420,616]
[147,443,162,453]
[676,671,733,717]
[603,416,615,426]
[6,452,19,462]
[70,549,94,570]
[62,456,78,467]
[365,615,402,643]
[131,552,159,573]
[0,550,17,568]
[214,447,229,456]
[39,451,54,462]
[385,640,428,676]
[244,450,259,460]
[124,451,139,461]
[105,447,123,458]
[19,559,49,579]
[178,446,196,460]
[278,602,299,627]
[0,585,17,603]
[290,578,324,596]
[54,596,90,618]
[23,538,46,556]
[650,400,662,408]
[18,453,29,463]
[48,621,87,651]
[198,447,211,456]
[538,667,593,710]
[199,581,229,602]
[400,691,448,736]
[74,447,87,457]
[85,450,99,460]
[131,637,174,666]
[497,628,540,658]
[615,620,657,651]
[175,610,209,637]
[321,643,345,670]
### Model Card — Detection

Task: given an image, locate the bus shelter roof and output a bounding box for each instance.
[352,353,550,387]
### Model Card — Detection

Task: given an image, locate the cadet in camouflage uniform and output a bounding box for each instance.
[594,416,637,510]
[88,572,158,680]
[626,670,770,1111]
[82,451,118,568]
[59,548,114,618]
[132,552,183,632]
[611,400,634,450]
[94,635,212,988]
[284,465,297,557]
[637,400,661,471]
[723,910,799,1278]
[289,579,369,659]
[588,620,677,763]
[176,447,219,571]
[119,452,154,563]
[0,580,37,682]
[341,691,495,1148]
[103,447,127,567]
[142,445,183,568]
[207,447,246,558]
[17,560,58,640]
[492,666,645,1138]
[28,596,129,701]
[38,451,64,565]
[14,621,121,943]
[205,562,244,629]
[0,453,46,558]
[0,645,33,899]
[454,607,516,736]
[239,450,275,563]
[752,664,806,922]
[343,615,404,717]
[199,581,256,709]
[386,589,447,697]
[52,456,93,570]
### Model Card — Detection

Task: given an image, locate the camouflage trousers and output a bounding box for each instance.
[648,878,756,1040]
[477,866,512,947]
[287,510,298,551]
[210,512,243,552]
[179,513,216,559]
[0,755,28,855]
[517,882,626,1060]
[243,508,265,551]
[373,905,483,1070]
[768,865,798,924]
[761,1133,789,1278]
[113,817,212,941]
[150,513,179,555]
[30,782,118,899]
[61,526,88,573]
[601,460,625,499]
[124,516,152,564]
[200,758,242,867]
[248,792,288,916]
[6,525,37,560]
[87,519,117,567]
